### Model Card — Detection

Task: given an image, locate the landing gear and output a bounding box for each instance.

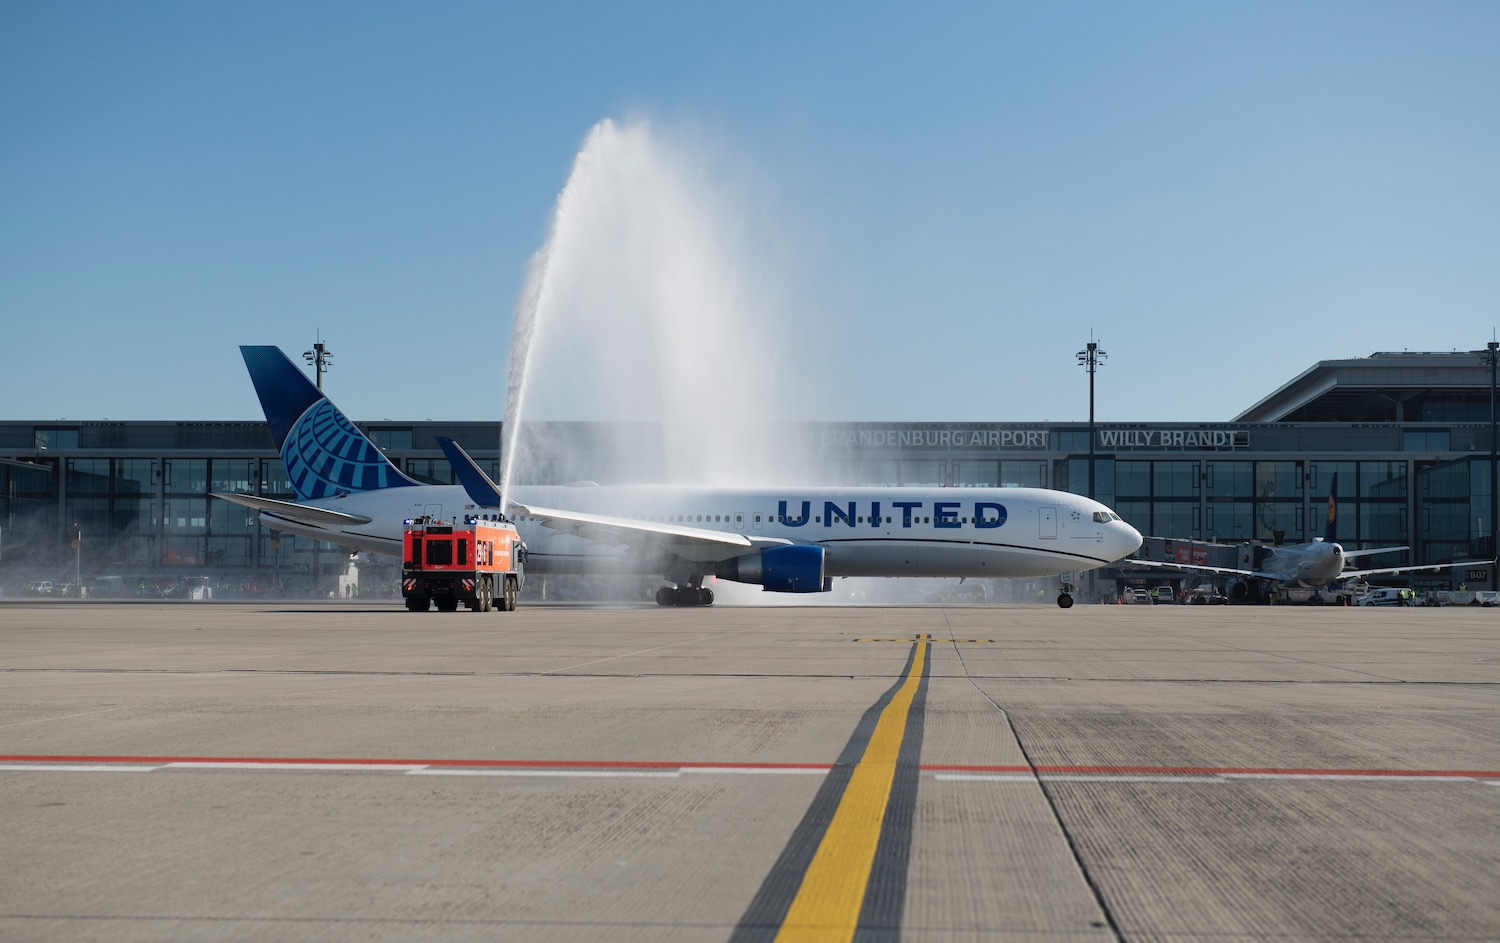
[655,582,714,607]
[1056,577,1076,609]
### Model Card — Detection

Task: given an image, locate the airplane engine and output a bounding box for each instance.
[715,545,830,593]
[1225,577,1262,602]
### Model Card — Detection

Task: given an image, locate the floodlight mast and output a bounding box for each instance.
[302,337,333,391]
[1076,338,1106,502]
[1488,340,1498,591]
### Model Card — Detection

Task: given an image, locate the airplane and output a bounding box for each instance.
[213,346,1144,608]
[1127,474,1489,597]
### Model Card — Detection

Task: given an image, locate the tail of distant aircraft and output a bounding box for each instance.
[240,346,418,501]
[1323,472,1338,543]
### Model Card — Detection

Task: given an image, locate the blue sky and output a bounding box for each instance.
[3,1,1496,424]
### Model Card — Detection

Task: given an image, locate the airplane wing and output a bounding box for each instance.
[1341,559,1494,580]
[1341,546,1410,560]
[210,492,374,526]
[510,501,791,554]
[1125,558,1285,581]
[433,436,789,558]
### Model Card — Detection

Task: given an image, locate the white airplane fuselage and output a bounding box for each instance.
[254,483,1142,582]
[1258,540,1345,588]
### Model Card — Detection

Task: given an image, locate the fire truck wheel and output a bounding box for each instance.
[507,576,519,610]
[477,578,492,613]
[405,596,428,612]
[436,598,459,612]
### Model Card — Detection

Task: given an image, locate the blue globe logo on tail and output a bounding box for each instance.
[282,399,416,499]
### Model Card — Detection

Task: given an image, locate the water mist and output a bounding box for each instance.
[501,118,821,500]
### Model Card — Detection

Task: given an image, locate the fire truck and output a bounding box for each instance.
[401,516,525,612]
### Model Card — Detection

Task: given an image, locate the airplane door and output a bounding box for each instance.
[1039,506,1057,539]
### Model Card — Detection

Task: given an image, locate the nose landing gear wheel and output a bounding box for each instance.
[1057,593,1074,609]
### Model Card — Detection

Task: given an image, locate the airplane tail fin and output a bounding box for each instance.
[240,346,418,501]
[1324,472,1338,543]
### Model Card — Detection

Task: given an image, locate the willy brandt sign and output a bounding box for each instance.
[1098,429,1246,449]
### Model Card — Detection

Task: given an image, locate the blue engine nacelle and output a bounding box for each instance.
[715,545,829,593]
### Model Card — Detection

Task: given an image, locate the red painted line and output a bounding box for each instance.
[2,755,1497,778]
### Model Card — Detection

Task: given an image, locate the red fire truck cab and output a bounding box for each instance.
[401,516,525,612]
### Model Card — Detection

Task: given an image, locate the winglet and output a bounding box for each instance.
[436,436,502,508]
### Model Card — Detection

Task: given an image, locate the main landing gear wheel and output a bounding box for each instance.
[655,585,714,607]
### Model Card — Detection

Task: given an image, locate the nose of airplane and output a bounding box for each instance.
[1113,520,1144,560]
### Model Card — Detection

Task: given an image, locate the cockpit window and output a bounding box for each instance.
[1091,511,1124,523]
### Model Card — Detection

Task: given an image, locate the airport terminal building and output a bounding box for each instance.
[2,350,1495,596]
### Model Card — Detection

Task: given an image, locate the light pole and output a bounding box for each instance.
[302,336,333,597]
[72,523,81,598]
[1075,338,1107,603]
[1076,338,1107,501]
[1488,341,1498,590]
[302,337,333,391]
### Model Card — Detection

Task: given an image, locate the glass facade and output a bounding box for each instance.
[1416,459,1491,563]
[406,459,455,485]
[61,458,156,568]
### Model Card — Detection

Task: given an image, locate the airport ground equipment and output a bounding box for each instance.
[401,516,525,612]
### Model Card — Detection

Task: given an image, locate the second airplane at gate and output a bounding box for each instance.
[214,346,1144,607]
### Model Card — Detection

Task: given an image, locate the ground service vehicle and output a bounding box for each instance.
[1185,585,1230,605]
[402,516,524,612]
[1356,588,1411,607]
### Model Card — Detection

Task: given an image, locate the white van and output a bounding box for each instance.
[1356,588,1408,607]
